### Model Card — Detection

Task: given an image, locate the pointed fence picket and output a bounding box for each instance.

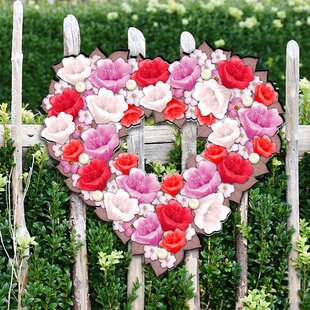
[4,1,310,309]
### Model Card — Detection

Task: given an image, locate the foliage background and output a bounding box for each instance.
[0,0,309,309]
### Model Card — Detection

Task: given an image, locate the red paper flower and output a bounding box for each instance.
[254,83,277,106]
[77,158,111,191]
[195,108,216,126]
[156,199,193,231]
[120,104,144,127]
[203,144,227,164]
[49,88,83,120]
[161,173,184,196]
[114,153,139,174]
[61,139,84,162]
[132,57,169,87]
[159,228,186,254]
[218,56,254,90]
[163,99,187,121]
[253,136,276,157]
[218,152,253,184]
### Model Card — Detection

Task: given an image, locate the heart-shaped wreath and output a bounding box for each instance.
[41,42,283,275]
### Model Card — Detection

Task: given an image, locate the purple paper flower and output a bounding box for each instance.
[238,102,283,139]
[90,58,132,93]
[228,97,243,118]
[116,168,160,203]
[81,124,120,160]
[131,213,163,246]
[169,56,201,91]
[60,160,79,174]
[182,161,221,199]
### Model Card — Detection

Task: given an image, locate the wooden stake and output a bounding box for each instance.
[235,192,248,309]
[181,31,200,310]
[286,40,300,310]
[126,27,146,310]
[11,1,30,306]
[63,14,91,310]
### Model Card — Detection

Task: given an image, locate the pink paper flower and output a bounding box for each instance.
[103,189,140,222]
[90,58,132,93]
[192,80,231,119]
[169,56,201,91]
[238,101,283,138]
[211,49,227,63]
[228,97,243,118]
[122,220,136,237]
[131,212,163,246]
[72,122,90,138]
[81,124,120,160]
[60,160,79,174]
[208,118,241,148]
[78,109,93,125]
[144,245,159,261]
[194,193,230,234]
[41,112,75,145]
[182,161,221,199]
[57,54,91,86]
[116,168,160,203]
[190,49,208,66]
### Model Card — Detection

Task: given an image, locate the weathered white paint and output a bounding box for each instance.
[64,14,91,310]
[127,27,146,310]
[285,40,300,310]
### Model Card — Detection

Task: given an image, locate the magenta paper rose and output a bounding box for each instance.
[169,56,201,91]
[182,161,221,199]
[81,124,119,160]
[90,58,132,93]
[116,168,161,203]
[238,101,283,138]
[131,212,163,246]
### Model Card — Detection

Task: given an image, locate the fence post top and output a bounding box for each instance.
[180,31,195,54]
[287,40,299,58]
[128,27,146,57]
[13,0,23,11]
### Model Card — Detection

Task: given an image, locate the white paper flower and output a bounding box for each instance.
[52,143,63,157]
[42,95,53,111]
[232,87,252,98]
[119,88,144,106]
[184,90,198,106]
[41,112,75,144]
[86,88,128,124]
[159,252,176,268]
[128,58,139,72]
[78,109,93,125]
[190,49,208,66]
[139,81,172,112]
[194,193,230,234]
[204,59,216,71]
[235,127,248,145]
[208,118,240,148]
[103,189,140,222]
[106,180,119,193]
[175,194,190,207]
[54,80,71,94]
[185,225,195,241]
[211,49,227,63]
[57,54,91,86]
[248,76,262,92]
[217,183,235,198]
[193,80,231,119]
[185,105,197,119]
[144,245,158,261]
[139,203,155,216]
[113,221,125,232]
[109,161,122,176]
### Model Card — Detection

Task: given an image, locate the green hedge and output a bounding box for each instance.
[0,0,309,110]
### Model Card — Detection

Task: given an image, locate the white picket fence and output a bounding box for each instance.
[2,1,310,309]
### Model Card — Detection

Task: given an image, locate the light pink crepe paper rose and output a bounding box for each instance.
[41,112,75,145]
[86,88,128,124]
[238,101,283,138]
[182,161,221,199]
[116,168,161,203]
[192,80,231,119]
[81,124,119,160]
[90,58,132,93]
[57,54,91,86]
[194,193,230,234]
[139,81,172,112]
[103,189,140,222]
[169,56,201,91]
[131,212,163,246]
[208,118,241,148]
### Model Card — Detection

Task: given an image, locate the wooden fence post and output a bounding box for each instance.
[11,1,31,307]
[286,40,300,310]
[127,27,146,310]
[63,14,91,310]
[180,31,200,310]
[235,192,248,309]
